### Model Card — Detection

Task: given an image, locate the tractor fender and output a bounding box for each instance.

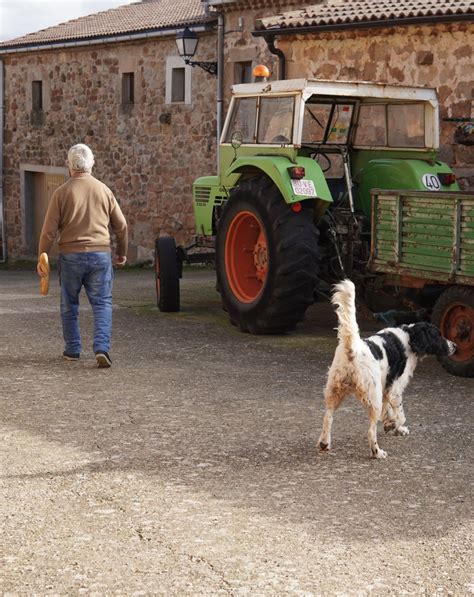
[224,156,333,206]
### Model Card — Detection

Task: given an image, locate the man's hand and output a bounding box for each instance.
[37,261,47,277]
[113,255,127,267]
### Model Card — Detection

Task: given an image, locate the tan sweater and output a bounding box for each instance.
[38,173,128,257]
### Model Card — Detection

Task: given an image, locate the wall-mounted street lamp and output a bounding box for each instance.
[175,27,218,77]
[175,17,243,166]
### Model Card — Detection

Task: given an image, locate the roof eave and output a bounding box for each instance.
[0,20,217,55]
[253,13,474,37]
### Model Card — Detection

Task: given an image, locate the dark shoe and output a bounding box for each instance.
[63,351,80,361]
[95,351,112,368]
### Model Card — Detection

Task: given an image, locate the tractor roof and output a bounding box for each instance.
[232,78,438,106]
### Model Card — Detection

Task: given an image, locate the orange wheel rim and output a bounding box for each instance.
[440,302,474,362]
[225,211,268,303]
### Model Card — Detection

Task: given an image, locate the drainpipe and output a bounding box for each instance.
[200,0,222,173]
[216,13,224,175]
[265,34,286,80]
[0,59,5,262]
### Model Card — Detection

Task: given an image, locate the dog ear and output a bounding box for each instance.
[402,323,424,354]
[403,322,444,355]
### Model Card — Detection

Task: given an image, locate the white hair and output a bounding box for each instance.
[67,143,95,173]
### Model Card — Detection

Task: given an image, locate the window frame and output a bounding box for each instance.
[165,56,192,105]
[234,61,253,85]
[121,72,135,105]
[302,99,356,146]
[224,97,258,144]
[354,102,427,149]
[387,103,426,148]
[32,80,43,112]
[222,93,299,146]
[256,96,295,145]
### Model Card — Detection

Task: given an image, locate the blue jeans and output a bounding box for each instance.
[58,252,113,355]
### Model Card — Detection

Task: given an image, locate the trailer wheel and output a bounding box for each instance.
[432,286,474,377]
[155,236,180,312]
[216,176,319,334]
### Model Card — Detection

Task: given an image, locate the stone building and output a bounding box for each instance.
[0,0,219,262]
[0,0,314,262]
[0,0,472,262]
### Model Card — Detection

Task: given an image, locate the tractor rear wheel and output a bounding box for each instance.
[431,286,474,377]
[216,177,319,334]
[155,236,180,312]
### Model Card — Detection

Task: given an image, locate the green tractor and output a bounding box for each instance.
[155,78,474,377]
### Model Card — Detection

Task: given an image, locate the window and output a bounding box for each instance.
[171,68,185,103]
[387,104,425,147]
[121,72,134,104]
[355,105,387,146]
[224,98,258,143]
[303,103,333,144]
[234,61,253,84]
[302,101,354,145]
[326,104,354,144]
[257,97,294,144]
[224,96,296,145]
[165,56,191,105]
[32,80,43,112]
[31,80,45,125]
[355,103,425,148]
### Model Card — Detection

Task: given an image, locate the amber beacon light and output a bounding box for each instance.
[253,64,270,82]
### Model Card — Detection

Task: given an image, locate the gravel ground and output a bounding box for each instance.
[1,268,472,596]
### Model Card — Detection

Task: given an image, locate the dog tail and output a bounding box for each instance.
[332,279,360,357]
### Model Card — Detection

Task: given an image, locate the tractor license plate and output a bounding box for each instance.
[291,179,317,197]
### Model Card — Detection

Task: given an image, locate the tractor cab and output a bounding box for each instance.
[218,79,446,223]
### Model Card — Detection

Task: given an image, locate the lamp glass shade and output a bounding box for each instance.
[176,27,199,60]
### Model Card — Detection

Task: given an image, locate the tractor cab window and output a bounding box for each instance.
[302,101,354,145]
[225,96,295,145]
[257,96,294,144]
[354,105,387,146]
[225,97,258,143]
[388,104,425,147]
[355,103,425,147]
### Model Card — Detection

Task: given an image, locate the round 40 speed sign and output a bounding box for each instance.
[422,173,441,190]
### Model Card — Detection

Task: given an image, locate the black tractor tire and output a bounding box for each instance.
[155,236,180,312]
[431,285,474,377]
[216,176,320,334]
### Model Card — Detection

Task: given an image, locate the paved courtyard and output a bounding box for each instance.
[1,267,472,595]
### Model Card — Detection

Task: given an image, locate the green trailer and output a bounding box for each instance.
[370,190,474,286]
[154,78,474,377]
[370,189,474,376]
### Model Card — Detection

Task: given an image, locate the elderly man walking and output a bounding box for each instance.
[37,143,128,368]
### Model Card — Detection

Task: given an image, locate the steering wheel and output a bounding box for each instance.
[300,145,332,173]
[271,135,290,143]
[312,151,332,173]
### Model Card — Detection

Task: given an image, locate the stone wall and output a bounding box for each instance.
[278,22,474,189]
[2,33,218,261]
[221,1,317,92]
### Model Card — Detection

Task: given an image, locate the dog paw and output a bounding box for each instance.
[371,448,387,459]
[318,441,330,452]
[395,426,410,436]
[384,422,396,433]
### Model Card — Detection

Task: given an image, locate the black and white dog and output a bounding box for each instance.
[318,279,456,459]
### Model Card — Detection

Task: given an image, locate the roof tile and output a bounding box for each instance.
[0,0,213,49]
[257,0,474,31]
